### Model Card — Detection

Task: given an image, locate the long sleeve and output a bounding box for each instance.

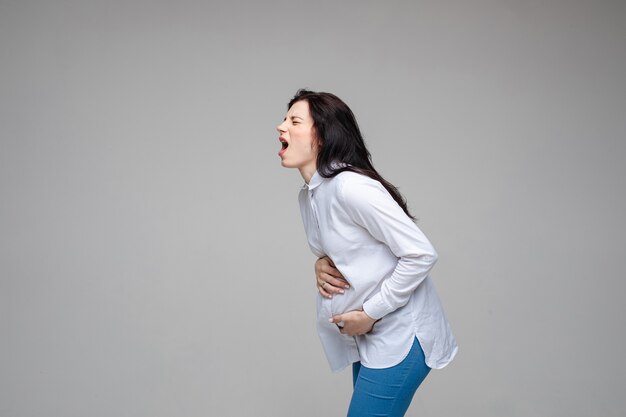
[338,175,438,320]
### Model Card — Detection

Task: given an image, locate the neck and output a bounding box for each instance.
[299,163,317,184]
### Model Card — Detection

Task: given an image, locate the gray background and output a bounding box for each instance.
[1,1,625,416]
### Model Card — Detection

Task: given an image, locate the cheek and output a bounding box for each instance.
[293,134,316,152]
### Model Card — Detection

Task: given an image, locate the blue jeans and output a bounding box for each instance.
[347,337,431,417]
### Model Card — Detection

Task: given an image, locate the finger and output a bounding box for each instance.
[329,315,347,332]
[322,265,345,279]
[319,280,337,298]
[319,276,346,292]
[322,269,347,282]
[318,285,333,299]
[320,281,345,295]
[329,314,343,324]
[322,273,350,289]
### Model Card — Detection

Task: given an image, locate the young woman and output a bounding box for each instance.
[277,89,457,417]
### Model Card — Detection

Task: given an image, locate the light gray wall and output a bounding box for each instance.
[1,1,625,416]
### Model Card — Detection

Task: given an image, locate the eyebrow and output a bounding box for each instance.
[283,114,306,122]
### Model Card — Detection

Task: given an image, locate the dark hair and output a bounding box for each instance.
[288,89,414,219]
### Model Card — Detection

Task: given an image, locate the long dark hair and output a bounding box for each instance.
[288,89,414,219]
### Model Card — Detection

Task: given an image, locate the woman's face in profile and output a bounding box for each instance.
[277,100,318,172]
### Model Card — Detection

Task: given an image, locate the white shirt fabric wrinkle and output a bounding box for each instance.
[299,170,458,372]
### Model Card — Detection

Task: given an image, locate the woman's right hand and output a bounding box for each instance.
[315,256,350,299]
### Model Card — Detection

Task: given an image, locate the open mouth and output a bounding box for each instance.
[278,138,289,156]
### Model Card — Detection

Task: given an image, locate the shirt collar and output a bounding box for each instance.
[303,170,324,191]
[302,161,348,191]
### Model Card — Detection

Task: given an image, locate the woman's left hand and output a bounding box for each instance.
[329,311,377,336]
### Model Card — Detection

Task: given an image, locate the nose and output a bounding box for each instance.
[277,120,287,133]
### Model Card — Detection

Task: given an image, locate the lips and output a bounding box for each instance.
[278,137,288,157]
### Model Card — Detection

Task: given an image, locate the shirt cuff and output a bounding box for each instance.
[362,293,393,320]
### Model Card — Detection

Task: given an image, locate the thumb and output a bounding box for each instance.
[329,314,343,324]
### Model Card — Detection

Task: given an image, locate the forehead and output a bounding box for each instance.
[287,100,311,119]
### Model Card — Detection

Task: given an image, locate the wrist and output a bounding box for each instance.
[361,310,376,322]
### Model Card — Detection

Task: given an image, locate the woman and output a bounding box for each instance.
[277,89,457,417]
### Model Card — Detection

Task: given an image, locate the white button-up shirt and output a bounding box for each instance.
[299,170,458,372]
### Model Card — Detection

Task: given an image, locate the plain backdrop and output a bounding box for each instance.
[1,1,625,416]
